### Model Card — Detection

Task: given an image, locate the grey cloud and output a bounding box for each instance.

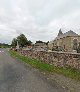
[0,0,80,44]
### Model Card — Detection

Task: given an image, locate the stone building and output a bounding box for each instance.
[48,29,80,52]
[33,41,48,51]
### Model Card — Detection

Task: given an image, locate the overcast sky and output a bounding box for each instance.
[0,0,80,44]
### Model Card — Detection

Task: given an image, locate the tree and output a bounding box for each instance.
[27,40,32,46]
[17,34,28,47]
[0,43,10,48]
[11,34,32,48]
[11,38,17,47]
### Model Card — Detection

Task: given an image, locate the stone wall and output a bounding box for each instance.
[20,50,80,69]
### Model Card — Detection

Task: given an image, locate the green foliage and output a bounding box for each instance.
[0,43,10,48]
[17,34,28,47]
[11,34,32,47]
[27,40,32,46]
[10,51,80,81]
[11,38,17,47]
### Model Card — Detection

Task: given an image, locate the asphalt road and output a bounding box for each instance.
[0,49,66,92]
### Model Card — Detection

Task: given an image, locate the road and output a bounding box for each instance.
[0,49,66,92]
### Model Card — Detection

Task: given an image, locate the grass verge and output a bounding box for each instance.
[9,50,80,81]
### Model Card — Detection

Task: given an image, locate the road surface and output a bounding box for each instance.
[0,49,66,92]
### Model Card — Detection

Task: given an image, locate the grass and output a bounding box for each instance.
[9,50,80,81]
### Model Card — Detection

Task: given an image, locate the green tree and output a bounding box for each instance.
[11,34,32,48]
[27,40,32,46]
[17,34,28,47]
[11,38,17,47]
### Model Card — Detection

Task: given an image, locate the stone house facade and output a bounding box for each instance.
[48,29,80,52]
[33,41,48,51]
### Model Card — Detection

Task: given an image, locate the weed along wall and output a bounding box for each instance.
[20,50,80,69]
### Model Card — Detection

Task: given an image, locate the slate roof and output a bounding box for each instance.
[54,30,79,40]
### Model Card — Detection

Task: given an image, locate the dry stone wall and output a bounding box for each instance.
[20,50,80,69]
